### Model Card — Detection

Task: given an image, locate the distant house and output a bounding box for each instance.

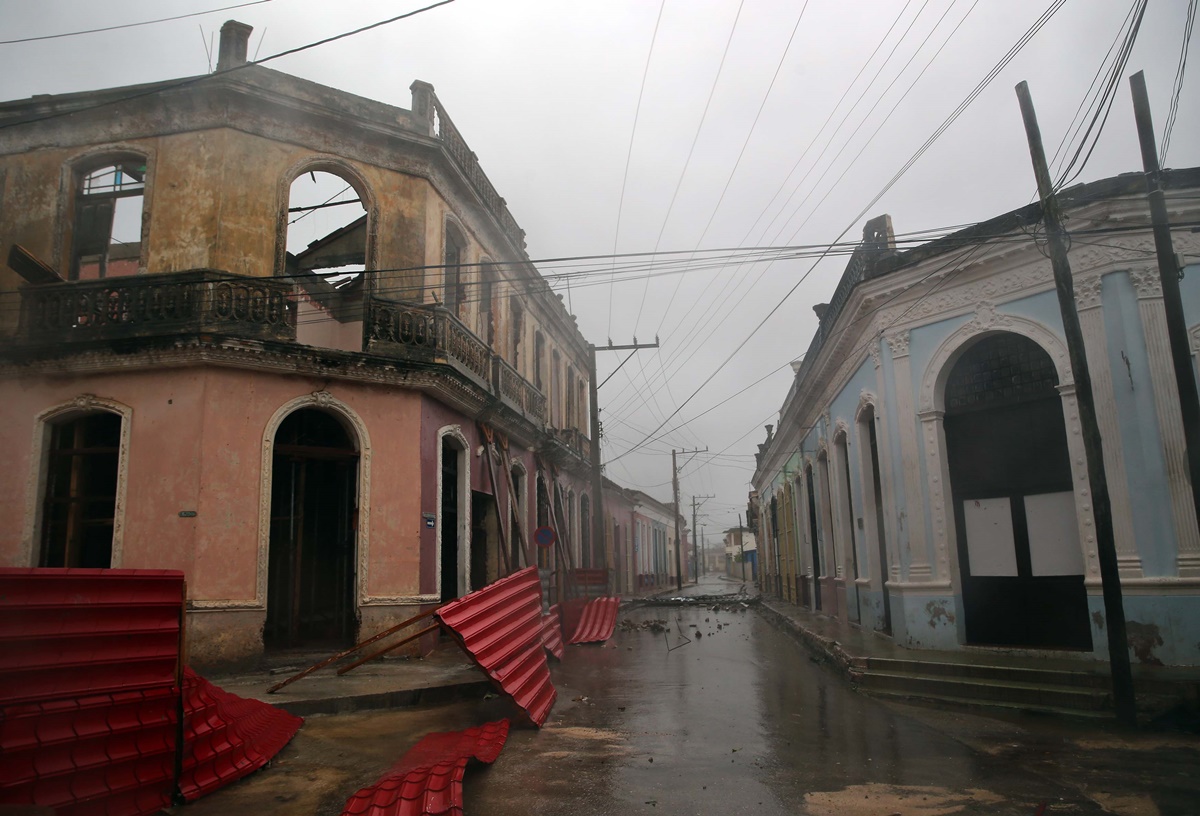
[0,21,605,666]
[752,172,1200,666]
[723,526,757,581]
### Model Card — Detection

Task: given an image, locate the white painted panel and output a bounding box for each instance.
[962,498,1017,576]
[1025,491,1085,576]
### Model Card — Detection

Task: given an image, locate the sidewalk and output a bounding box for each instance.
[758,592,1200,722]
[203,640,491,717]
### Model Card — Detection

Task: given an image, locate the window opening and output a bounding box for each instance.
[444,226,467,317]
[72,163,145,280]
[286,171,366,289]
[39,412,121,568]
[534,332,545,391]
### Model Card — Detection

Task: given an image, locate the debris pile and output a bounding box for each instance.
[617,617,668,633]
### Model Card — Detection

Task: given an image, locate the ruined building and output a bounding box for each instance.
[0,21,602,665]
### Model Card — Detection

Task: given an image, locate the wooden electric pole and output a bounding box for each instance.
[1129,71,1200,525]
[692,494,714,582]
[672,447,707,591]
[1016,80,1136,726]
[589,339,657,590]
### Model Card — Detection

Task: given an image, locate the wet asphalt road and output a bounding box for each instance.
[472,581,1100,815]
[178,575,1199,815]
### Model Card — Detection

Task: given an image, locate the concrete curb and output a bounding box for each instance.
[268,678,494,717]
[756,600,860,683]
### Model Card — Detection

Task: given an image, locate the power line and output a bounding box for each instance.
[633,0,747,335]
[0,0,273,45]
[608,0,667,342]
[1161,0,1197,163]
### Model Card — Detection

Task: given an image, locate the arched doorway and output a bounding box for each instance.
[266,409,358,649]
[943,332,1092,649]
[440,434,468,602]
[804,465,823,611]
[39,411,121,568]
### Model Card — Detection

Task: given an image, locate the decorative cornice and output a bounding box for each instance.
[965,300,1013,333]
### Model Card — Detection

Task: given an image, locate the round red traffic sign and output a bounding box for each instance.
[533,526,557,549]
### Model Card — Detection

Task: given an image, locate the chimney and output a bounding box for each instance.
[217,20,253,72]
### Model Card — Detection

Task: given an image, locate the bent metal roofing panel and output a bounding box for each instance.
[435,567,556,726]
[339,719,510,816]
[566,597,620,645]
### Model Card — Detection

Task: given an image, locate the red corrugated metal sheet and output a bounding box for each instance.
[0,687,179,816]
[0,568,185,706]
[0,568,184,816]
[339,719,509,816]
[540,604,564,661]
[435,567,556,727]
[566,597,620,645]
[178,668,303,801]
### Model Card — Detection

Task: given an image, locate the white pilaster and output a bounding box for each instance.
[885,330,933,580]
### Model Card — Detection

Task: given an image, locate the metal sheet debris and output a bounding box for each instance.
[179,668,303,801]
[0,568,184,816]
[541,604,564,660]
[339,719,510,816]
[435,567,556,726]
[566,597,620,645]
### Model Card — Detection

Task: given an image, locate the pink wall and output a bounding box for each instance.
[0,366,426,604]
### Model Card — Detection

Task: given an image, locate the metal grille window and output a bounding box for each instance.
[945,334,1059,414]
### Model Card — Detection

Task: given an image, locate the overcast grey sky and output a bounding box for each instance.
[4,0,1197,533]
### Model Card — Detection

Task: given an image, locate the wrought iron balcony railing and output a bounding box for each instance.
[18,270,295,343]
[364,297,547,424]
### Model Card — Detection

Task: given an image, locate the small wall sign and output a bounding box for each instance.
[178,510,197,518]
[422,512,436,529]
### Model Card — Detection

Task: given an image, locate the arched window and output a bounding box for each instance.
[286,170,367,287]
[443,222,467,318]
[479,258,495,346]
[534,331,546,391]
[71,160,146,280]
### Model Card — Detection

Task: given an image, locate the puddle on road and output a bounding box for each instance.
[803,783,1005,815]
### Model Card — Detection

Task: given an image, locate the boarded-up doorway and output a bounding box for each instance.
[266,409,358,649]
[944,333,1092,650]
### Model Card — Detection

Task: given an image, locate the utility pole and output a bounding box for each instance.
[737,513,746,582]
[692,494,714,582]
[1016,80,1136,726]
[1129,71,1200,526]
[701,525,707,576]
[672,447,707,591]
[589,339,658,591]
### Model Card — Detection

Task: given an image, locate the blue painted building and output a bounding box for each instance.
[752,169,1200,667]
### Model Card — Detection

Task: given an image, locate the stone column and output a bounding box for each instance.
[918,409,954,582]
[884,330,933,581]
[1074,274,1143,577]
[1131,269,1200,576]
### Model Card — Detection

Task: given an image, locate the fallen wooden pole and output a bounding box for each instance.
[336,623,443,675]
[266,605,442,694]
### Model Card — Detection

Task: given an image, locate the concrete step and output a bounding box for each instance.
[859,656,1111,690]
[854,669,1111,713]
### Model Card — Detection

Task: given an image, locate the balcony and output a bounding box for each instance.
[12,273,550,428]
[363,296,546,424]
[18,270,295,344]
